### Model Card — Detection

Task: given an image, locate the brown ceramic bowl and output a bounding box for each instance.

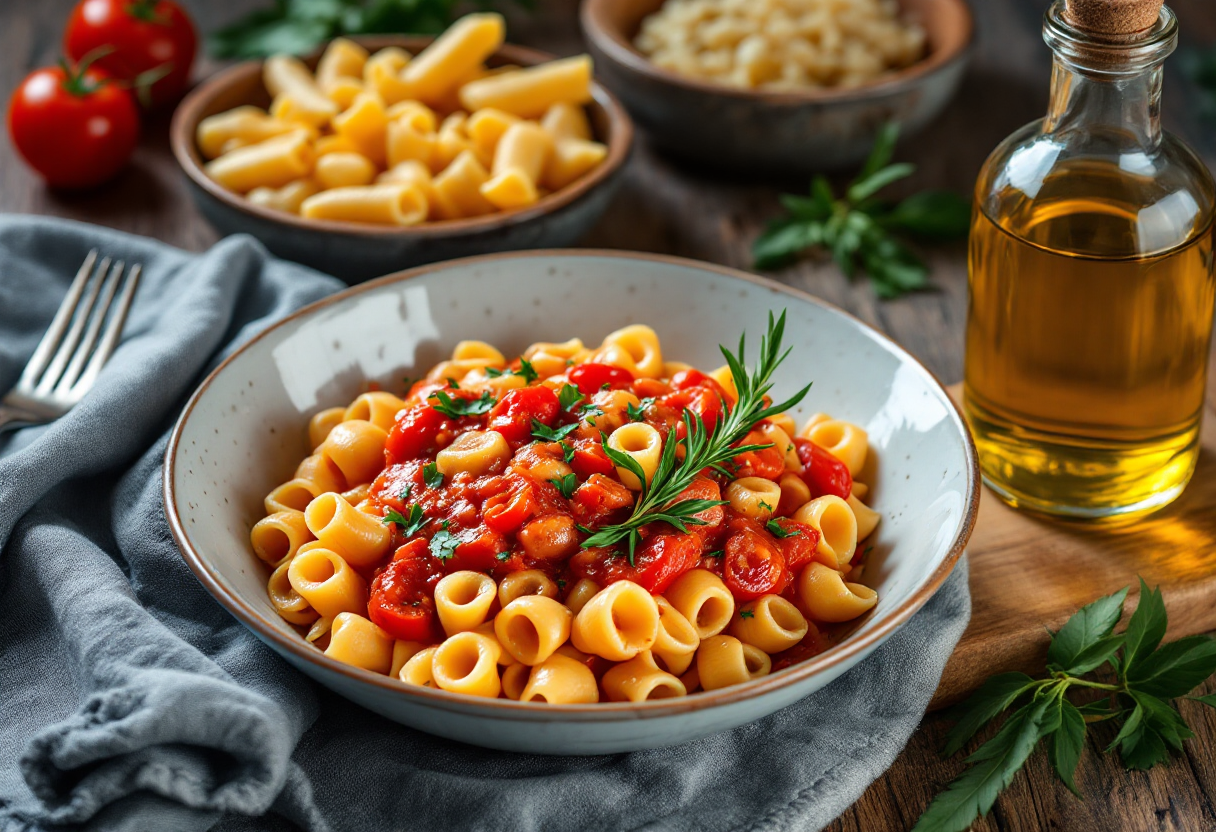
[170,36,633,284]
[581,0,973,172]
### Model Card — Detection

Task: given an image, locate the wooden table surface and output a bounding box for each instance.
[4,0,1216,829]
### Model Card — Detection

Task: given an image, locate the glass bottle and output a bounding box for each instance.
[964,0,1216,521]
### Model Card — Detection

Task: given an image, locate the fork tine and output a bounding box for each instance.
[34,259,116,396]
[18,250,102,390]
[70,263,141,399]
[56,259,125,394]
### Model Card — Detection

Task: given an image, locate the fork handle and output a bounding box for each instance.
[0,404,40,433]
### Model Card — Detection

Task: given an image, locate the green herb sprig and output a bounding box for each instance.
[486,358,538,384]
[208,0,526,59]
[581,311,810,563]
[429,389,494,419]
[753,124,971,299]
[383,504,427,536]
[915,579,1216,832]
[532,420,579,443]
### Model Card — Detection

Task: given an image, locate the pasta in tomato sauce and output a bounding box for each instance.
[251,315,882,703]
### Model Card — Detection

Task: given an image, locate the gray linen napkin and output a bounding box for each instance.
[0,215,971,832]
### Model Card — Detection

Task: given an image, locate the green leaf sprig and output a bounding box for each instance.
[914,579,1216,832]
[486,358,538,384]
[580,311,810,563]
[752,124,971,299]
[208,0,528,59]
[428,389,494,419]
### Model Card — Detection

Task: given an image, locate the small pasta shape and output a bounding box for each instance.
[431,632,502,697]
[758,422,800,471]
[196,106,298,159]
[607,422,662,490]
[390,640,429,678]
[571,580,659,661]
[852,481,870,500]
[800,413,833,436]
[776,472,811,517]
[267,558,318,625]
[296,453,346,494]
[316,38,368,88]
[343,391,406,433]
[651,597,699,675]
[309,407,347,448]
[321,419,389,485]
[794,495,858,568]
[804,420,869,477]
[287,547,368,619]
[466,107,520,160]
[363,47,412,105]
[305,615,331,644]
[725,476,783,521]
[204,130,315,194]
[696,635,772,691]
[848,494,882,541]
[264,478,322,515]
[707,364,738,400]
[665,569,735,639]
[564,578,600,615]
[798,563,878,622]
[325,612,394,673]
[482,121,553,210]
[303,492,391,567]
[541,102,592,141]
[400,645,438,687]
[519,653,599,704]
[542,138,608,191]
[431,150,495,219]
[435,429,510,477]
[767,412,798,440]
[729,595,809,653]
[401,13,505,105]
[679,665,701,694]
[264,55,338,124]
[494,596,572,666]
[314,152,375,189]
[459,55,593,118]
[602,324,663,378]
[332,91,389,165]
[472,620,517,666]
[498,569,559,606]
[434,571,498,635]
[452,340,505,365]
[301,183,428,226]
[250,510,312,565]
[602,651,687,702]
[246,178,319,214]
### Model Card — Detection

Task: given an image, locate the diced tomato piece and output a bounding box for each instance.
[568,362,633,395]
[676,476,725,539]
[573,473,634,524]
[721,517,788,600]
[368,545,444,642]
[663,386,723,439]
[631,378,671,399]
[569,437,615,479]
[768,518,820,573]
[482,475,538,534]
[794,438,852,499]
[669,368,729,402]
[732,429,786,479]
[487,386,559,444]
[447,524,509,573]
[569,531,702,594]
[385,404,449,462]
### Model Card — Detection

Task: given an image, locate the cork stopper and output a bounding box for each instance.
[1064,0,1164,42]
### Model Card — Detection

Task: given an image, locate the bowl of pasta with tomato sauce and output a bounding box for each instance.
[163,250,978,755]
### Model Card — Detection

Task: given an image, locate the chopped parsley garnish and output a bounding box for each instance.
[740,609,755,619]
[626,400,646,422]
[428,389,495,419]
[485,358,538,384]
[495,551,511,562]
[399,485,412,501]
[600,382,612,390]
[550,472,578,499]
[766,520,801,539]
[561,442,576,463]
[579,402,604,419]
[704,549,724,558]
[383,504,428,537]
[558,383,585,412]
[429,523,460,560]
[531,420,579,442]
[445,377,460,389]
[423,462,444,489]
[759,500,774,512]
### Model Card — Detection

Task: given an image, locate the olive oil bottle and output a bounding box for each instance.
[964,0,1216,520]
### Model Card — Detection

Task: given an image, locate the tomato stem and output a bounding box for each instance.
[58,46,114,97]
[125,0,169,24]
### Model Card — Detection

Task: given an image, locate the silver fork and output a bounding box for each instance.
[0,250,142,432]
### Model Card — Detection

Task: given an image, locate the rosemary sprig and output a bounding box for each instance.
[580,311,811,563]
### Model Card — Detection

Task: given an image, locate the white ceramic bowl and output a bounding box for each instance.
[164,251,978,755]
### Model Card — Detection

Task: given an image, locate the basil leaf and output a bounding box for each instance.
[1126,635,1216,699]
[1046,586,1129,673]
[423,462,443,489]
[942,672,1039,757]
[558,383,584,412]
[531,420,579,442]
[1122,577,1168,677]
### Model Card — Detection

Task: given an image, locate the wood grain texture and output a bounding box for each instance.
[1,0,1216,830]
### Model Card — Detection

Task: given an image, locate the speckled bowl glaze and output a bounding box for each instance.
[164,251,978,755]
[581,0,973,172]
[170,37,633,284]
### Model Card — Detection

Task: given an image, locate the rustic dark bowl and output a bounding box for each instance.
[170,36,634,284]
[580,0,973,173]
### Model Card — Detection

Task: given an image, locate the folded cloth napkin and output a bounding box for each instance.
[0,215,971,832]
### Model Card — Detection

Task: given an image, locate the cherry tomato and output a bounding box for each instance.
[572,473,633,524]
[8,61,138,189]
[448,524,508,572]
[677,476,725,540]
[483,476,537,534]
[569,437,615,479]
[630,378,671,399]
[732,429,786,479]
[794,438,853,500]
[570,531,702,595]
[664,386,724,439]
[722,518,788,600]
[487,385,559,444]
[385,404,449,462]
[368,544,444,642]
[64,0,197,107]
[568,363,633,396]
[768,518,820,573]
[669,368,729,402]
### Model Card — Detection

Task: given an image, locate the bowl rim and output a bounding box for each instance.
[169,36,634,240]
[163,249,980,720]
[580,0,975,105]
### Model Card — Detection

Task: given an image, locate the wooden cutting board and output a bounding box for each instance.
[929,384,1216,710]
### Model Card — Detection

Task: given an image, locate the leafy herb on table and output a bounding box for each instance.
[532,420,579,443]
[581,311,808,564]
[428,389,494,419]
[423,462,443,489]
[913,579,1216,832]
[752,123,972,299]
[209,0,527,59]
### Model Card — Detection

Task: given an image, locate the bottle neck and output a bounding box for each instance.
[1043,59,1164,149]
